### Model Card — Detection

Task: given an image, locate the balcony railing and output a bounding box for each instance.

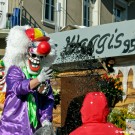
[21,6,41,28]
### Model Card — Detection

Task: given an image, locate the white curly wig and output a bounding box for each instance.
[3,25,57,73]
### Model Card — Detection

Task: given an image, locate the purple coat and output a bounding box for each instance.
[0,66,54,135]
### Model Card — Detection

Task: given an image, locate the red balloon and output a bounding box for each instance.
[37,41,51,55]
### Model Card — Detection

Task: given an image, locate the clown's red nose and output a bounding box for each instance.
[37,41,51,55]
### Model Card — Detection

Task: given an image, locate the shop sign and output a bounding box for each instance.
[50,20,135,64]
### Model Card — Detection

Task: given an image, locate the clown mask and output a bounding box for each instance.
[25,28,51,75]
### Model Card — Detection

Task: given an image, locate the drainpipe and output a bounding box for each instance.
[41,0,44,23]
[90,1,94,26]
[55,2,61,32]
[19,0,23,26]
[98,0,101,25]
[90,0,100,26]
[112,0,115,22]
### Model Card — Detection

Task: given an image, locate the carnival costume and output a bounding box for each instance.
[0,26,56,135]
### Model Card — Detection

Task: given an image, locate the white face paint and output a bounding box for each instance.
[25,40,51,75]
[25,50,44,75]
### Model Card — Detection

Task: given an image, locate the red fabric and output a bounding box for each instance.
[69,92,124,135]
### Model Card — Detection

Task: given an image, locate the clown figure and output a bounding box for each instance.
[0,26,57,135]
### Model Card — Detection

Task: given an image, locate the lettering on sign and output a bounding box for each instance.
[60,28,135,60]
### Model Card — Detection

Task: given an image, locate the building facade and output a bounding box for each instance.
[22,0,135,32]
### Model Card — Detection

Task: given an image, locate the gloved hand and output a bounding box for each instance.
[34,120,55,135]
[38,81,50,95]
[37,67,53,83]
[41,119,52,127]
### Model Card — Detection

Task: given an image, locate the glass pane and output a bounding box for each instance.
[117,9,121,17]
[45,4,49,19]
[51,6,54,21]
[46,0,49,4]
[84,5,86,18]
[51,0,54,5]
[88,7,89,20]
[84,18,86,26]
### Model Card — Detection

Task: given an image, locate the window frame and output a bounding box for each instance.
[114,0,128,22]
[42,0,66,29]
[42,0,56,27]
[83,0,90,27]
[115,6,122,22]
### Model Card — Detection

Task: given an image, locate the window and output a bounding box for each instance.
[42,0,56,27]
[42,0,66,29]
[115,7,122,22]
[83,0,90,26]
[45,0,55,22]
[114,0,128,22]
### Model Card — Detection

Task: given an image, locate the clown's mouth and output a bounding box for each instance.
[28,53,43,72]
